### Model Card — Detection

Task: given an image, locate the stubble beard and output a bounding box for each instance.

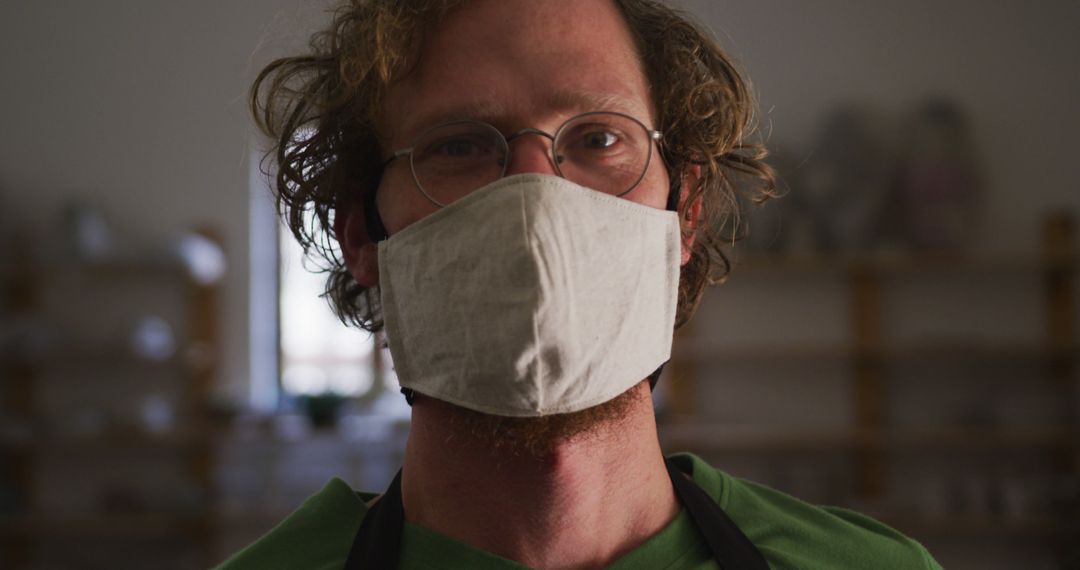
[436,382,648,458]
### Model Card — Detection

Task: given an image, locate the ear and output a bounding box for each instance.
[678,164,704,266]
[334,199,380,288]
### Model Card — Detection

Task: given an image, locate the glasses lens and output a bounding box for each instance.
[555,113,652,196]
[411,121,508,205]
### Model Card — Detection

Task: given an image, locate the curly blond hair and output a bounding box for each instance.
[251,0,775,331]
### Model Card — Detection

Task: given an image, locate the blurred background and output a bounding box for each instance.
[0,0,1077,568]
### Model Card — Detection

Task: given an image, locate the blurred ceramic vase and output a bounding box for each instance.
[129,315,176,361]
[172,231,227,285]
[63,201,114,260]
[893,99,981,252]
[139,394,176,434]
[799,106,894,254]
[741,146,798,256]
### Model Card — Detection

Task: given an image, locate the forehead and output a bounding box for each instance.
[383,0,653,145]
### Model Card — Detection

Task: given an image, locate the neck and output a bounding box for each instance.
[400,382,679,570]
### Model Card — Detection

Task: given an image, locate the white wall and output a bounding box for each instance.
[2,1,1077,403]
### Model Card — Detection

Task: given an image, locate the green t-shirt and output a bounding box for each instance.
[216,453,941,569]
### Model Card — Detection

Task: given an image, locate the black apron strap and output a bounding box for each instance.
[343,460,769,569]
[664,458,770,570]
[343,469,404,569]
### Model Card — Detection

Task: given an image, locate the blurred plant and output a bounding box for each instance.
[297,392,348,429]
[799,105,894,254]
[889,98,982,251]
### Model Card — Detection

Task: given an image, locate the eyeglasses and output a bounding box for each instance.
[384,111,663,207]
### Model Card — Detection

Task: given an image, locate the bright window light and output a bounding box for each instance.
[278,212,376,397]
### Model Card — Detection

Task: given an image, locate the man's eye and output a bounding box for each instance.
[436,138,483,157]
[581,130,619,149]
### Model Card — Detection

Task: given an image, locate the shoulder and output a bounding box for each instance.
[668,453,942,570]
[213,478,372,570]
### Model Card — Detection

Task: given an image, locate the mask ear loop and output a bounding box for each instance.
[360,183,407,400]
[647,361,668,390]
[665,169,681,212]
[648,166,681,391]
[363,186,389,243]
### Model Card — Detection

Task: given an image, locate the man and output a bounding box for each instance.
[223,0,941,568]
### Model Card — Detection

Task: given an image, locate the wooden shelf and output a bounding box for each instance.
[0,430,215,452]
[0,258,189,279]
[732,252,1078,276]
[0,343,216,376]
[884,514,1077,538]
[658,214,1079,561]
[0,512,207,538]
[0,425,406,452]
[659,424,870,451]
[1,229,223,568]
[2,349,186,368]
[672,339,1079,364]
[0,508,306,540]
[672,341,850,362]
[884,342,1078,361]
[658,422,1079,452]
[888,426,1079,449]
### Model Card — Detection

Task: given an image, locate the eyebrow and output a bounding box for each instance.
[545,90,642,118]
[399,100,509,143]
[398,89,649,144]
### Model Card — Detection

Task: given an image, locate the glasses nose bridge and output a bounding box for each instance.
[502,127,560,176]
[506,127,556,146]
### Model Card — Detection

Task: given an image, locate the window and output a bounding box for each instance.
[248,144,398,410]
[278,215,382,398]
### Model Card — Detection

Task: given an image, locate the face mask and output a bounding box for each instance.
[378,174,680,417]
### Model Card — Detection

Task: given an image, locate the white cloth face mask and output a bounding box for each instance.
[378,174,680,417]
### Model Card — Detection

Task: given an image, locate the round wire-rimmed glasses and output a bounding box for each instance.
[384,111,663,207]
